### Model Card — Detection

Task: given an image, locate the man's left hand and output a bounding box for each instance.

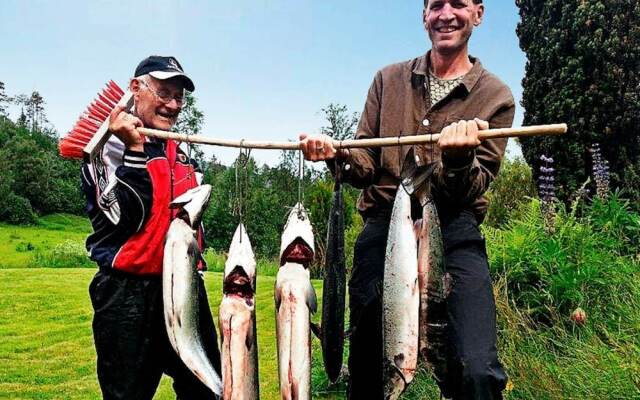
[438,118,488,160]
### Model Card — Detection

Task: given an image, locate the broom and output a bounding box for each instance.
[58,81,133,162]
[58,81,567,160]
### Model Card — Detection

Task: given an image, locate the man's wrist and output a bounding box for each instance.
[126,143,145,153]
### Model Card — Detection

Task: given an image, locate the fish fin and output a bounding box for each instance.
[400,149,437,201]
[310,322,322,339]
[306,281,318,314]
[413,218,423,240]
[274,282,282,310]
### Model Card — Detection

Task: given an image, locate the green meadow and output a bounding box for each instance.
[1,206,639,399]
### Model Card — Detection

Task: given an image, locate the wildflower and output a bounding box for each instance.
[505,379,515,392]
[570,307,587,326]
[589,143,610,200]
[538,155,556,233]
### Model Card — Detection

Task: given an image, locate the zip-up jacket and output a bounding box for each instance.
[82,135,203,276]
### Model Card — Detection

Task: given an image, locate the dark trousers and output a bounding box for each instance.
[347,210,507,400]
[89,269,222,400]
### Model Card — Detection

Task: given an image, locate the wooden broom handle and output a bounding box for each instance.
[137,123,567,150]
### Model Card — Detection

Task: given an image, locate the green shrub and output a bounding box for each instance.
[15,242,35,252]
[484,157,537,228]
[0,193,37,225]
[32,240,93,268]
[484,196,640,327]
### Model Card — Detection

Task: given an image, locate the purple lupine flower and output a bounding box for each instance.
[589,143,610,200]
[539,154,557,233]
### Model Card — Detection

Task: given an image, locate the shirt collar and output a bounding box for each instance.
[412,50,484,94]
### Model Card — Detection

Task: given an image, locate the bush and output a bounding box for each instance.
[484,195,640,327]
[32,240,93,268]
[0,192,37,225]
[484,157,537,228]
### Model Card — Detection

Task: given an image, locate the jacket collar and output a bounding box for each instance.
[412,50,484,94]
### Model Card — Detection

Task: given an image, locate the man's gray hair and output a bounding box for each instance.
[424,0,483,6]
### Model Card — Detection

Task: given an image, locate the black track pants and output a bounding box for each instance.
[347,210,507,400]
[89,270,221,400]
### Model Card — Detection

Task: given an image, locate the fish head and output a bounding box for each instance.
[170,184,212,227]
[279,203,315,266]
[399,148,438,205]
[224,223,257,294]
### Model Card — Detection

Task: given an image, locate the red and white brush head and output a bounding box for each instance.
[58,80,125,159]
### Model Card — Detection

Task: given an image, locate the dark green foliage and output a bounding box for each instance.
[0,117,84,222]
[485,193,640,327]
[516,0,640,202]
[484,157,537,228]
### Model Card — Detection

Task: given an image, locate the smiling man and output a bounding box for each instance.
[299,1,514,399]
[81,56,221,400]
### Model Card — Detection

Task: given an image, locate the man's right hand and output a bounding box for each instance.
[299,133,348,161]
[109,104,145,152]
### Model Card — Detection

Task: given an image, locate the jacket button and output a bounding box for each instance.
[422,119,430,126]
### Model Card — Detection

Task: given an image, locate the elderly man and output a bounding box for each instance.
[81,56,221,400]
[300,1,514,399]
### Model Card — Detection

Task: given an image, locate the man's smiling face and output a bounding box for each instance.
[131,76,184,131]
[424,0,484,56]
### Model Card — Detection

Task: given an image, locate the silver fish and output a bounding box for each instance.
[382,186,419,400]
[405,161,450,385]
[417,199,449,383]
[275,203,317,400]
[219,223,259,400]
[163,184,222,396]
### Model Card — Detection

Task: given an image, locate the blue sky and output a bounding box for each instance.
[1,1,526,165]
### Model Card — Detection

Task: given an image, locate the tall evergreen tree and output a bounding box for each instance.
[516,0,640,201]
[0,82,10,117]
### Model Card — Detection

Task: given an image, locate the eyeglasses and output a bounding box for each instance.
[138,79,186,105]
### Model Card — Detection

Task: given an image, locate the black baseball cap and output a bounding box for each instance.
[134,55,195,92]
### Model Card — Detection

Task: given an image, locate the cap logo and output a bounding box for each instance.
[168,58,181,71]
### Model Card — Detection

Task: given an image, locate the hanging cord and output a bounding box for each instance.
[172,131,197,187]
[297,149,304,217]
[234,141,252,241]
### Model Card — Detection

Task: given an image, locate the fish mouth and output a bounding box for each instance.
[223,266,255,302]
[280,238,314,266]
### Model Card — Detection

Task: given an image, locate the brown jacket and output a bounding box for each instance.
[332,52,515,222]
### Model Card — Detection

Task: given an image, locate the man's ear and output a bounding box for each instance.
[423,7,429,30]
[474,4,485,26]
[129,78,141,93]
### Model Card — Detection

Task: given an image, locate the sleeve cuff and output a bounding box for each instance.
[122,150,148,169]
[325,150,353,177]
[442,150,475,175]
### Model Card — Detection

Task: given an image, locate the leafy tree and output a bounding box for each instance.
[516,0,640,202]
[174,92,205,168]
[319,103,359,140]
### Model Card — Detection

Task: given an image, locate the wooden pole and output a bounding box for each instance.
[137,123,567,150]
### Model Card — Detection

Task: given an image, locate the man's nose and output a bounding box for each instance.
[165,98,181,110]
[439,4,455,21]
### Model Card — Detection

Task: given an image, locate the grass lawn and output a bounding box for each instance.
[2,215,637,399]
[0,214,92,269]
[0,267,441,399]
